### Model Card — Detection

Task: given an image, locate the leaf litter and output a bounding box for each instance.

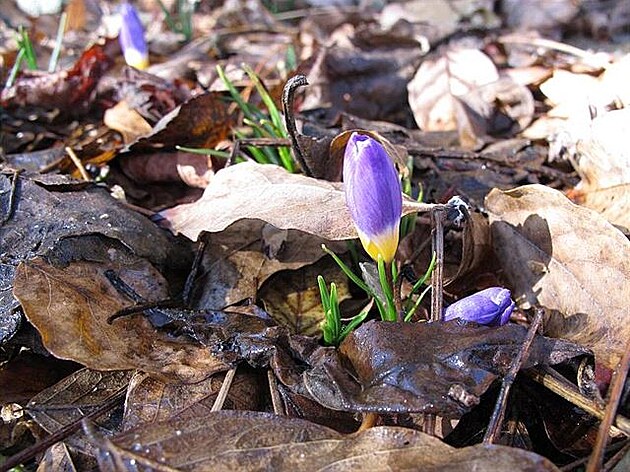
[1,0,629,471]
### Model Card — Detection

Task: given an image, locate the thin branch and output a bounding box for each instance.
[483,308,544,444]
[211,368,237,412]
[587,341,630,472]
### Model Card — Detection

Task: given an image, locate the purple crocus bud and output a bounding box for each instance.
[343,132,402,263]
[118,3,149,70]
[444,287,515,326]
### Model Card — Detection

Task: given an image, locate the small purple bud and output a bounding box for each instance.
[119,3,149,70]
[444,287,515,326]
[343,132,402,263]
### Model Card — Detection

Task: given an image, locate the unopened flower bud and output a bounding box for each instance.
[119,3,149,70]
[343,132,402,263]
[444,287,515,326]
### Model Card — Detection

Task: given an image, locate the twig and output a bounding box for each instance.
[587,341,630,472]
[181,234,208,305]
[559,440,626,472]
[65,147,91,181]
[282,75,313,176]
[498,34,609,70]
[267,369,285,415]
[527,367,630,437]
[430,208,445,322]
[211,368,237,412]
[483,308,544,444]
[0,387,126,472]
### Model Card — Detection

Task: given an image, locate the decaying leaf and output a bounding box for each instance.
[486,184,630,369]
[304,320,587,417]
[126,92,230,152]
[0,43,113,113]
[189,220,344,311]
[0,173,192,345]
[159,161,434,242]
[103,100,152,144]
[407,48,499,131]
[259,258,352,336]
[572,108,630,231]
[119,150,215,188]
[13,257,227,383]
[27,368,132,454]
[91,410,559,472]
[123,369,262,430]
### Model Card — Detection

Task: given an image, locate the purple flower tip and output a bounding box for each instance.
[343,132,402,263]
[119,3,149,70]
[444,287,515,326]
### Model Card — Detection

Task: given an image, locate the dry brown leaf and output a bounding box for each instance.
[259,258,351,336]
[119,150,215,188]
[13,258,227,383]
[159,161,432,242]
[572,108,630,231]
[190,221,344,311]
[304,320,587,417]
[407,48,499,131]
[103,100,152,144]
[27,368,132,454]
[123,370,262,430]
[486,184,630,369]
[36,442,79,472]
[92,410,559,471]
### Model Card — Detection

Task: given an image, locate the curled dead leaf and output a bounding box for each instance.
[486,184,630,369]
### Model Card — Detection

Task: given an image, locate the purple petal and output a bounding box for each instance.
[119,3,148,68]
[343,133,402,261]
[444,287,515,326]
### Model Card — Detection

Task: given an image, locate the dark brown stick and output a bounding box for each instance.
[586,340,630,472]
[483,308,544,444]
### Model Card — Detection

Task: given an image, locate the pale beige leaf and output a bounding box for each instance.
[159,162,432,242]
[407,48,499,131]
[486,184,630,369]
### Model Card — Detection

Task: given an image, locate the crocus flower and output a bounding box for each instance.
[444,287,515,326]
[343,132,402,263]
[119,3,149,70]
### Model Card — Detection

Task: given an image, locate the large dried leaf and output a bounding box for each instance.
[123,369,262,430]
[0,44,113,113]
[13,257,227,383]
[407,48,499,131]
[91,410,559,472]
[159,161,432,242]
[190,220,343,311]
[485,184,630,369]
[573,108,630,231]
[126,92,230,152]
[0,173,192,339]
[304,320,587,417]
